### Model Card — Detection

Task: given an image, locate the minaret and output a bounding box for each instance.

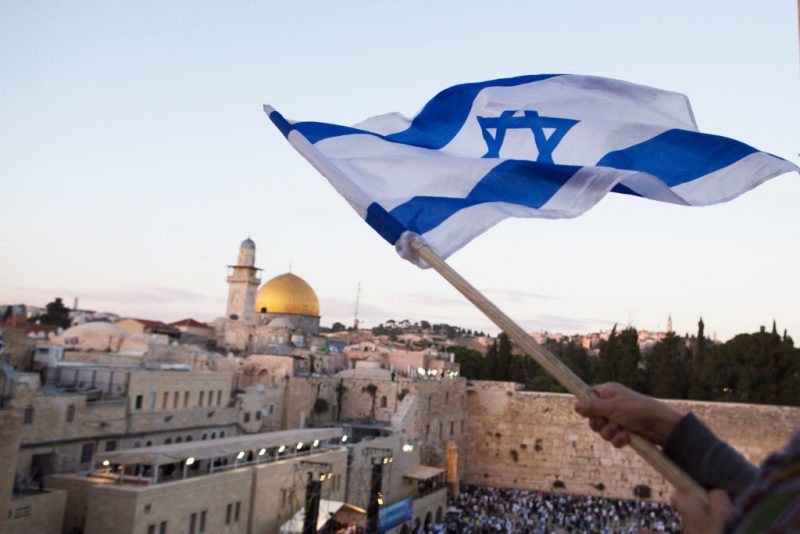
[667,315,673,333]
[226,238,262,321]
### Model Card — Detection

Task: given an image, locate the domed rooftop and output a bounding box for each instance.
[255,273,320,317]
[240,237,256,250]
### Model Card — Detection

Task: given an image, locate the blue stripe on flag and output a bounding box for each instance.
[597,129,758,187]
[387,160,580,236]
[365,203,408,245]
[269,110,293,137]
[280,74,561,148]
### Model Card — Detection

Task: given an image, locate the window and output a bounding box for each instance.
[380,396,387,408]
[201,433,207,440]
[165,438,172,445]
[255,411,261,420]
[268,404,274,415]
[216,390,222,406]
[207,390,213,407]
[184,391,190,408]
[210,432,216,439]
[66,404,75,423]
[146,440,153,447]
[159,521,167,534]
[148,526,156,534]
[135,395,143,410]
[148,392,156,410]
[243,412,250,423]
[80,442,94,463]
[186,435,192,442]
[105,440,117,452]
[199,511,206,533]
[176,437,183,443]
[225,503,233,525]
[234,501,241,522]
[162,392,169,410]
[425,424,430,440]
[219,431,225,438]
[23,405,33,425]
[189,513,197,534]
[199,391,205,406]
[173,391,179,409]
[450,421,454,436]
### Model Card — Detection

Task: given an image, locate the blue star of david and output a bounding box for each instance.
[477,110,578,163]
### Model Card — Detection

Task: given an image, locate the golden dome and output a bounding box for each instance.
[255,273,320,317]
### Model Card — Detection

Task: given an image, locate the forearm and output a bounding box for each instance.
[663,412,757,497]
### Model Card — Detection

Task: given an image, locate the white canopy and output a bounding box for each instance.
[99,427,344,466]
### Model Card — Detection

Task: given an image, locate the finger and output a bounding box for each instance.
[599,422,621,442]
[574,396,613,419]
[592,383,620,399]
[610,431,629,448]
[589,416,607,432]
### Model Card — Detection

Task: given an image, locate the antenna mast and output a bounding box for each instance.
[353,282,361,330]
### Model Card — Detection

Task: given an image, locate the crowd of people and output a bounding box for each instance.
[429,484,682,533]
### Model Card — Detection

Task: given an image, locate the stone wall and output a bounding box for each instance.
[462,381,800,501]
[1,489,66,534]
[0,410,22,531]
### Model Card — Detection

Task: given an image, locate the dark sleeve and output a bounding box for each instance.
[663,412,757,495]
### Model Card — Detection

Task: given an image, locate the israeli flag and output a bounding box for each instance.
[265,75,797,267]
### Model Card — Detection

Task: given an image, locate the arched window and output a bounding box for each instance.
[145,440,153,447]
[176,437,183,443]
[380,396,387,408]
[211,432,217,439]
[165,438,172,444]
[220,431,225,438]
[186,435,193,442]
[201,433,207,440]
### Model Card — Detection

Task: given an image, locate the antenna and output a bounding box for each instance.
[353,282,361,330]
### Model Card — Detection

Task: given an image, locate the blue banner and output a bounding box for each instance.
[378,497,413,532]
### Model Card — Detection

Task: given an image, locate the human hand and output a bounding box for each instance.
[671,489,731,534]
[573,382,683,447]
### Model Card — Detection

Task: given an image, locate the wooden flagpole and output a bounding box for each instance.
[411,238,709,504]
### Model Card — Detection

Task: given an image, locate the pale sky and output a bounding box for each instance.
[2,1,798,341]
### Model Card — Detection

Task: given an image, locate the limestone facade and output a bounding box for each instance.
[12,369,240,479]
[462,381,800,501]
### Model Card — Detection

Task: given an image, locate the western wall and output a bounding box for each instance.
[461,380,800,501]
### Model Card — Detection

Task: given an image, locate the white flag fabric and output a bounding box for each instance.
[265,74,797,267]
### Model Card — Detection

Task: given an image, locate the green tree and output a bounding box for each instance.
[595,325,620,384]
[496,333,514,381]
[596,326,645,391]
[646,332,690,399]
[483,339,499,380]
[330,322,346,332]
[448,345,484,379]
[39,297,71,328]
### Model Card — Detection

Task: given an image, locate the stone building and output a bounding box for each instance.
[11,366,239,481]
[214,239,323,354]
